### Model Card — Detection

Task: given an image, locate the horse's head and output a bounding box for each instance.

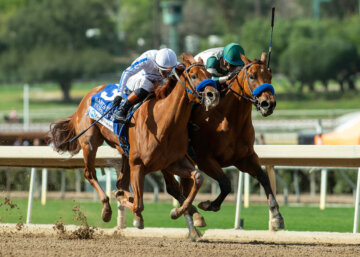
[231,52,276,117]
[179,53,220,110]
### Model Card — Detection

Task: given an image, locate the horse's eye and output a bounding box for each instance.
[191,74,197,80]
[249,74,255,80]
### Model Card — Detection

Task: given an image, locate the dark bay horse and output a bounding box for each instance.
[161,52,284,230]
[48,53,220,231]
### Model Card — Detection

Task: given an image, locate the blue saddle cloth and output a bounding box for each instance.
[88,83,134,156]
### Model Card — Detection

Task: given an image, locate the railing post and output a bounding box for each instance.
[309,168,316,196]
[41,168,48,205]
[320,168,328,210]
[60,170,66,200]
[266,165,276,231]
[117,201,126,229]
[353,168,360,233]
[6,170,11,198]
[244,173,250,208]
[113,164,126,229]
[234,171,244,229]
[294,170,300,203]
[105,168,112,203]
[26,168,36,224]
[75,170,81,194]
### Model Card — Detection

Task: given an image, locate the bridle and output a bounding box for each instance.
[171,63,211,103]
[227,61,275,110]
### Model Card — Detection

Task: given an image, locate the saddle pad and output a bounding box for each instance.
[86,83,132,155]
[87,84,119,131]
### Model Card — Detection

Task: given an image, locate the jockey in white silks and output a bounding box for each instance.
[112,48,178,123]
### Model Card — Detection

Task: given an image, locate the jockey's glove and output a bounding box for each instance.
[112,95,122,107]
[227,71,237,80]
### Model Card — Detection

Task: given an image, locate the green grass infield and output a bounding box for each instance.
[0,199,355,233]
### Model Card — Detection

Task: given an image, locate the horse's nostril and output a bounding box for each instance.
[207,91,214,99]
[260,100,270,109]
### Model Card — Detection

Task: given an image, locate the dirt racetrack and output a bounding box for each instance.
[1,224,360,257]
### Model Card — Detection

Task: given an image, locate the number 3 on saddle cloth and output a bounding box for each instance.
[86,83,142,156]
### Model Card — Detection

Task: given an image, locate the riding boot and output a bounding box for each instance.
[112,91,140,122]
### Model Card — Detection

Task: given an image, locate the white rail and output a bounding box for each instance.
[1,145,360,233]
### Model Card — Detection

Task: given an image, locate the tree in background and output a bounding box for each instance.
[0,0,117,101]
[117,0,157,55]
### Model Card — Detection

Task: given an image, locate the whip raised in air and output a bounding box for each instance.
[267,7,275,68]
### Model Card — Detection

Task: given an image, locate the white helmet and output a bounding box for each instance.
[155,48,177,70]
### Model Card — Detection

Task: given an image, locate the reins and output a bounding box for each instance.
[226,61,274,110]
[226,62,261,108]
[171,63,205,102]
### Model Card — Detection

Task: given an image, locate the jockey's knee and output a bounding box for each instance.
[134,88,149,101]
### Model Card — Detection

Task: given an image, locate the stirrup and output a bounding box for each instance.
[112,110,127,122]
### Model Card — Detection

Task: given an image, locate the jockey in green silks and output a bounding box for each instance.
[194,42,245,89]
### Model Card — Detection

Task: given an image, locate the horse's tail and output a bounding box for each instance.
[47,114,81,155]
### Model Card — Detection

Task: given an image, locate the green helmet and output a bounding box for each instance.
[223,43,245,66]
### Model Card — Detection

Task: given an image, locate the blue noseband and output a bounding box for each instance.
[196,79,217,92]
[252,83,275,97]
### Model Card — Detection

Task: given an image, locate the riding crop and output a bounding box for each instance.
[68,96,121,143]
[267,7,275,68]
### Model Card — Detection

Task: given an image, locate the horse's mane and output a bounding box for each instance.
[154,78,177,99]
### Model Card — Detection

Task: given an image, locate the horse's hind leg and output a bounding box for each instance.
[163,157,203,219]
[80,137,112,222]
[161,171,206,227]
[163,157,204,241]
[114,154,132,203]
[235,154,285,230]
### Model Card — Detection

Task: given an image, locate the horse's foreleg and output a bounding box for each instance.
[235,153,285,230]
[123,164,145,229]
[197,158,231,212]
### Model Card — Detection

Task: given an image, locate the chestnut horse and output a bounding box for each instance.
[160,52,284,230]
[48,53,219,231]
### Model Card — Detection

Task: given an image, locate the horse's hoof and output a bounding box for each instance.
[101,207,112,222]
[189,227,202,242]
[114,190,125,202]
[170,208,181,220]
[270,214,285,231]
[198,201,220,212]
[133,218,144,229]
[198,200,211,211]
[193,212,206,227]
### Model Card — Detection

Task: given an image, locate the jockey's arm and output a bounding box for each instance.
[206,57,228,86]
[118,58,150,96]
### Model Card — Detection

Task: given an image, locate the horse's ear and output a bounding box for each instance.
[260,52,267,64]
[180,52,195,67]
[197,56,204,65]
[240,54,250,65]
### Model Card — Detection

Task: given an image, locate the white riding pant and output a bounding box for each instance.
[124,74,154,93]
